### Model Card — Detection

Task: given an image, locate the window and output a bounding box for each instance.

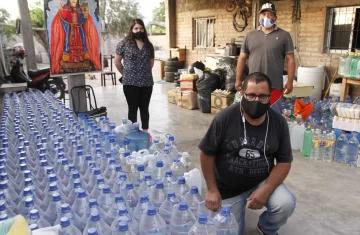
[324,6,360,53]
[194,17,215,48]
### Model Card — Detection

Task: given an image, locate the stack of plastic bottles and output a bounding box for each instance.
[339,53,360,79]
[0,89,239,235]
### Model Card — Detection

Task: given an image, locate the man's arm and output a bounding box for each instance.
[284,53,296,94]
[247,162,291,209]
[235,52,248,92]
[200,151,221,212]
[114,54,124,75]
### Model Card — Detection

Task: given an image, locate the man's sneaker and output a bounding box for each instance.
[257,223,278,235]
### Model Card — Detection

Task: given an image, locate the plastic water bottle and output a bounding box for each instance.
[84,211,111,235]
[111,207,139,234]
[170,158,185,179]
[302,127,312,157]
[124,182,140,211]
[317,131,327,160]
[113,221,136,235]
[58,217,82,235]
[104,158,117,180]
[180,152,194,173]
[133,164,145,188]
[213,206,239,235]
[86,199,107,222]
[73,189,89,218]
[108,164,123,188]
[87,167,103,192]
[139,206,167,235]
[346,134,359,166]
[87,228,99,235]
[113,172,130,194]
[184,186,203,215]
[68,179,83,206]
[98,185,113,213]
[150,181,167,209]
[153,161,166,181]
[159,191,180,232]
[188,213,217,235]
[137,173,156,195]
[27,209,51,228]
[29,223,39,231]
[0,201,15,217]
[125,123,150,151]
[170,201,196,235]
[310,129,320,160]
[335,132,348,163]
[132,194,153,222]
[149,139,162,154]
[163,170,177,192]
[175,177,190,200]
[324,131,336,162]
[44,192,63,226]
[55,204,85,232]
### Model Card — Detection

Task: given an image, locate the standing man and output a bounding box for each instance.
[235,3,296,114]
[199,72,295,235]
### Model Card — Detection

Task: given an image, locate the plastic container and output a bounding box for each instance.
[139,206,167,235]
[170,201,196,235]
[335,131,348,163]
[290,124,305,151]
[159,192,180,233]
[125,123,150,152]
[302,127,313,157]
[213,207,239,235]
[188,213,217,235]
[346,134,359,166]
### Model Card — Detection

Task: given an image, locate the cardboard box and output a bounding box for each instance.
[211,90,235,114]
[177,91,198,110]
[180,74,198,81]
[168,88,179,104]
[170,48,186,61]
[283,83,314,98]
[180,80,197,92]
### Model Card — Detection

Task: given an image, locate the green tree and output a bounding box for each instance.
[29,1,48,51]
[148,1,165,35]
[104,0,143,37]
[0,8,16,42]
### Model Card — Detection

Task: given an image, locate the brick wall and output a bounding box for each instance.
[174,0,360,97]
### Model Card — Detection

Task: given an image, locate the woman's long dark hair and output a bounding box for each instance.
[126,19,152,46]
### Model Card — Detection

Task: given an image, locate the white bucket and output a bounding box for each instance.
[297,66,325,100]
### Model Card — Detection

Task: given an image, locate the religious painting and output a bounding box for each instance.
[45,0,102,75]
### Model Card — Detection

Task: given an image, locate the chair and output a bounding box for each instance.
[70,85,107,117]
[101,71,116,86]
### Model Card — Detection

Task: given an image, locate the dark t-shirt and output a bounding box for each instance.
[198,102,292,199]
[116,38,155,87]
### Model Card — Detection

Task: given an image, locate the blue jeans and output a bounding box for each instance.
[222,181,296,235]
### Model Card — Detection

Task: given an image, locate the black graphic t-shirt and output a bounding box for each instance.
[116,38,154,87]
[198,103,292,199]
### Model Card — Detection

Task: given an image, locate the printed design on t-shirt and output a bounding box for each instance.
[224,136,271,177]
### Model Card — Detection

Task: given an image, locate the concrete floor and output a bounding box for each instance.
[78,81,360,235]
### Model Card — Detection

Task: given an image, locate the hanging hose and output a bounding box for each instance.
[233,10,248,32]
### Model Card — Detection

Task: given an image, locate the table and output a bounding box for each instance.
[340,77,360,102]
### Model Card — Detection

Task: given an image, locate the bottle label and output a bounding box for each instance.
[320,141,326,147]
[325,141,335,148]
[312,140,319,148]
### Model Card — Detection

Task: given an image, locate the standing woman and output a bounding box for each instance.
[115,19,155,132]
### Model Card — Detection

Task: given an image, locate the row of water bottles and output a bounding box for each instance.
[0,89,239,235]
[339,53,360,78]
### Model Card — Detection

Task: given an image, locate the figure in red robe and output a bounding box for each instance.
[50,0,101,74]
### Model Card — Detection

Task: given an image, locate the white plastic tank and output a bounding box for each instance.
[297,66,325,100]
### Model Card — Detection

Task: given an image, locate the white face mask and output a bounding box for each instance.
[259,17,275,28]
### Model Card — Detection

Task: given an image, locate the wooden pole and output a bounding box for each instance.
[17,0,37,70]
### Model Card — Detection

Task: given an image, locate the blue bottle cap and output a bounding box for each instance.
[167,191,175,200]
[105,152,111,158]
[0,202,5,211]
[144,173,152,180]
[0,153,5,160]
[49,183,58,192]
[109,138,115,143]
[69,164,75,171]
[0,173,7,181]
[24,141,30,147]
[103,185,111,194]
[165,170,172,176]
[29,223,38,231]
[156,161,163,167]
[97,176,105,184]
[74,179,82,188]
[23,188,32,197]
[168,135,175,141]
[58,152,64,159]
[119,172,127,180]
[52,192,61,202]
[88,228,98,235]
[25,198,34,207]
[89,199,98,207]
[165,142,171,147]
[39,160,48,168]
[178,201,188,211]
[126,182,133,190]
[36,143,42,149]
[72,171,80,179]
[164,149,170,155]
[118,221,129,232]
[90,211,100,222]
[93,168,101,175]
[0,181,8,189]
[61,159,69,165]
[190,186,198,194]
[20,151,26,158]
[19,157,27,164]
[221,206,231,216]
[61,204,71,213]
[76,150,83,156]
[0,214,8,221]
[60,217,70,228]
[2,142,7,148]
[177,177,185,185]
[153,139,159,144]
[109,158,116,164]
[123,139,130,145]
[46,167,54,175]
[124,150,131,157]
[41,138,47,143]
[115,194,124,203]
[118,207,128,216]
[140,194,149,203]
[147,206,157,215]
[85,155,92,161]
[77,189,87,198]
[138,164,145,171]
[115,165,122,172]
[198,213,207,224]
[58,137,64,142]
[156,181,164,189]
[29,209,39,218]
[24,178,33,187]
[173,158,180,163]
[95,148,102,154]
[49,174,57,182]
